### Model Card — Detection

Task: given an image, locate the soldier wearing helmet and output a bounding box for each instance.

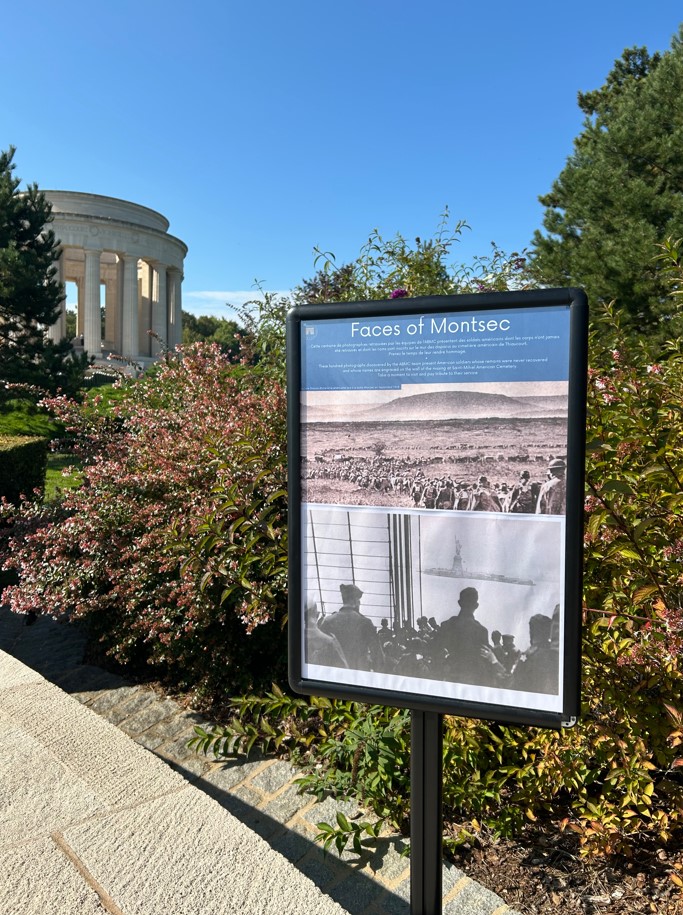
[535,459,566,515]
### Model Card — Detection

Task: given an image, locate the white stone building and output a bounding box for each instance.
[44,191,187,369]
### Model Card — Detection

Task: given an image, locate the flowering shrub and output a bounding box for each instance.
[293,211,534,306]
[195,233,683,865]
[0,344,288,703]
[584,310,683,654]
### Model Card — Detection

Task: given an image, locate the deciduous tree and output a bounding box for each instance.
[181,311,243,360]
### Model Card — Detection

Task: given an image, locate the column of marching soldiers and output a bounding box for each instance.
[305,456,567,515]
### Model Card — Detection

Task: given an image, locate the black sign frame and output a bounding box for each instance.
[287,288,587,728]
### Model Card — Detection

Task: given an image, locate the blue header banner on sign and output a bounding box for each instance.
[301,306,571,391]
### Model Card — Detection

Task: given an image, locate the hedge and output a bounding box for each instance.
[0,436,49,505]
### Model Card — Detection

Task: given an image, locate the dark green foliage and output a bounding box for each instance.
[40,339,91,399]
[181,311,243,360]
[0,147,88,401]
[529,30,683,349]
[65,308,76,341]
[0,435,48,504]
[294,211,532,308]
[293,262,360,306]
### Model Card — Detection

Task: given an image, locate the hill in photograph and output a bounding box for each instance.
[304,391,568,423]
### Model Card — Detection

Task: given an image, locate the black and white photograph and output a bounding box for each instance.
[302,505,564,712]
[289,292,587,723]
[301,380,569,516]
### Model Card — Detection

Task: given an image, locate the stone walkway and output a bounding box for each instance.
[0,607,521,915]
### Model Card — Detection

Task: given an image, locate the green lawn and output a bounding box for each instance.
[44,453,83,502]
[0,400,60,438]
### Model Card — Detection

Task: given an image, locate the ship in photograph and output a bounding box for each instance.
[425,537,535,587]
[301,507,563,701]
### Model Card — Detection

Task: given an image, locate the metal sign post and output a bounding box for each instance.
[411,710,444,915]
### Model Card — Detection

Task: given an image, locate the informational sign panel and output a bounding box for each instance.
[287,289,588,728]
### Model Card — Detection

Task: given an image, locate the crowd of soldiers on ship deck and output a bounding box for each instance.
[305,584,560,694]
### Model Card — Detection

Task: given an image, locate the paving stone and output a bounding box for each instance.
[152,696,185,717]
[55,665,125,694]
[363,837,410,882]
[243,812,282,841]
[155,730,208,763]
[270,823,314,864]
[145,717,195,743]
[330,871,384,913]
[302,794,360,826]
[228,783,262,808]
[68,690,102,704]
[442,861,467,895]
[28,654,80,680]
[392,878,411,902]
[135,731,167,751]
[374,887,411,915]
[147,712,203,742]
[215,788,281,841]
[250,759,298,794]
[165,754,213,779]
[0,602,521,915]
[88,685,140,714]
[107,690,161,723]
[262,784,310,823]
[296,848,349,890]
[119,700,177,736]
[198,758,265,794]
[337,841,381,867]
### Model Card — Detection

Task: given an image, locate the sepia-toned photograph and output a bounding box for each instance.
[301,380,569,516]
[302,506,564,710]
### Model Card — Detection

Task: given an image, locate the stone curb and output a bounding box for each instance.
[0,608,521,915]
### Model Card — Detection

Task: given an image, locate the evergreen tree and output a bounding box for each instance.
[529,30,683,347]
[0,146,87,401]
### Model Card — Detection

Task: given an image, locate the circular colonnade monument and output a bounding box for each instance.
[44,191,187,369]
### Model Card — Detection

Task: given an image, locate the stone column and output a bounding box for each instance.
[168,268,183,349]
[114,256,124,355]
[47,251,65,343]
[103,279,115,350]
[121,254,139,359]
[150,262,168,355]
[83,248,102,358]
[138,260,152,357]
[76,278,84,338]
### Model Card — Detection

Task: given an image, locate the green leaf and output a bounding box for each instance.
[336,811,352,832]
[601,480,634,495]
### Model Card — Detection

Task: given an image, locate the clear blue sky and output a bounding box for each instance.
[3,2,681,318]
